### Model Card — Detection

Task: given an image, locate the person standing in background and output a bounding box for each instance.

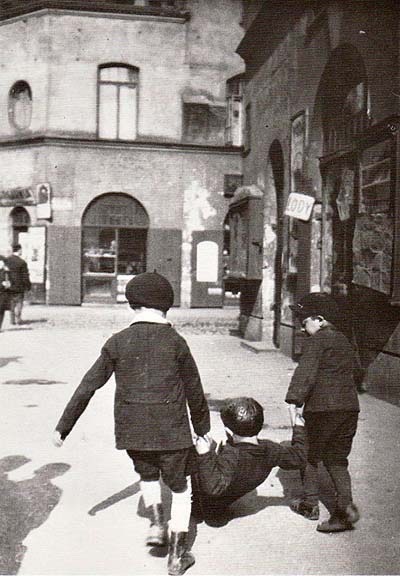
[0,255,11,332]
[7,244,31,325]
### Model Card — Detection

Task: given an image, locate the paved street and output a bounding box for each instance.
[0,304,399,575]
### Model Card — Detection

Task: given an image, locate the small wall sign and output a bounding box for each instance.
[0,186,35,206]
[285,192,315,221]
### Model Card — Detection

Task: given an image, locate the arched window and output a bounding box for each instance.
[98,64,139,140]
[8,81,32,131]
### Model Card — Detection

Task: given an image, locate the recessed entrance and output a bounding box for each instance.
[82,193,149,303]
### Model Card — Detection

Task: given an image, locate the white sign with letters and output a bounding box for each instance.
[285,193,315,221]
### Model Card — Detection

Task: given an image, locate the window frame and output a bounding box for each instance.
[8,80,32,131]
[97,63,139,141]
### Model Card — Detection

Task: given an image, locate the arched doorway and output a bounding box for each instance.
[81,193,149,302]
[264,140,285,347]
[10,206,31,245]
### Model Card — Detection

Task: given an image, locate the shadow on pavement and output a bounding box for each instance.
[88,482,140,516]
[2,379,66,386]
[18,319,48,325]
[0,356,21,368]
[0,455,70,575]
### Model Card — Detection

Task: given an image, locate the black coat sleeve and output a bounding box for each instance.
[260,426,307,470]
[55,343,115,440]
[285,336,322,406]
[177,338,210,437]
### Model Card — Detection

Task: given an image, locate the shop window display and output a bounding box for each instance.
[81,194,148,302]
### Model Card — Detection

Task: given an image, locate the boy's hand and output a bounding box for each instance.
[294,413,305,427]
[195,434,212,455]
[288,404,303,427]
[52,430,64,447]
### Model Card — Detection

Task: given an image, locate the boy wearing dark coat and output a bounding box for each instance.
[192,397,306,521]
[285,292,360,533]
[53,272,210,576]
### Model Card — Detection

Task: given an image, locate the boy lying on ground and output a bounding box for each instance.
[192,397,306,521]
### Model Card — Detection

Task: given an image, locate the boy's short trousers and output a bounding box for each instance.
[304,410,358,467]
[126,447,194,492]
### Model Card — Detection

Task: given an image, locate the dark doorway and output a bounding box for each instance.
[268,140,285,347]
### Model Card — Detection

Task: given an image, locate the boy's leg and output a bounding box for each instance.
[318,411,360,533]
[9,295,16,325]
[160,449,195,576]
[14,294,24,324]
[290,462,319,520]
[170,476,192,533]
[290,413,322,520]
[126,450,167,546]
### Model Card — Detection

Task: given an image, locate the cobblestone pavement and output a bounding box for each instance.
[15,303,240,334]
[0,304,399,575]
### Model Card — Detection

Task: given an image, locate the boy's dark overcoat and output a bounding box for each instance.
[56,322,210,450]
[285,325,360,413]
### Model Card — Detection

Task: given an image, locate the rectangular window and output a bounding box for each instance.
[119,85,137,140]
[99,84,118,139]
[225,75,244,146]
[183,103,225,145]
[352,138,394,297]
[98,65,138,140]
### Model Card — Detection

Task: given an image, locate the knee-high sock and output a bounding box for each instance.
[140,480,162,508]
[169,476,192,533]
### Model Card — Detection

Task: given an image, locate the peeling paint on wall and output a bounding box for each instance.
[181,180,217,307]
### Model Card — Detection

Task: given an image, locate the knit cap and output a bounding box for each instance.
[125,272,174,312]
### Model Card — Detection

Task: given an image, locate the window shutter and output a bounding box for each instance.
[47,226,81,305]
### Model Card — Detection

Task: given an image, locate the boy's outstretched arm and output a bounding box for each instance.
[178,339,210,437]
[261,414,307,470]
[285,336,322,406]
[54,345,115,443]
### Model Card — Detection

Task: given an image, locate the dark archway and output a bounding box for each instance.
[10,206,31,246]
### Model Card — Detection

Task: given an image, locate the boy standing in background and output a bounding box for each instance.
[286,292,360,533]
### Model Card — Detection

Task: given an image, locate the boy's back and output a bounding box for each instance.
[54,272,210,575]
[56,321,210,451]
[286,325,359,413]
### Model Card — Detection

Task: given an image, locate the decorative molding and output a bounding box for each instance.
[0,2,189,25]
[0,134,242,156]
